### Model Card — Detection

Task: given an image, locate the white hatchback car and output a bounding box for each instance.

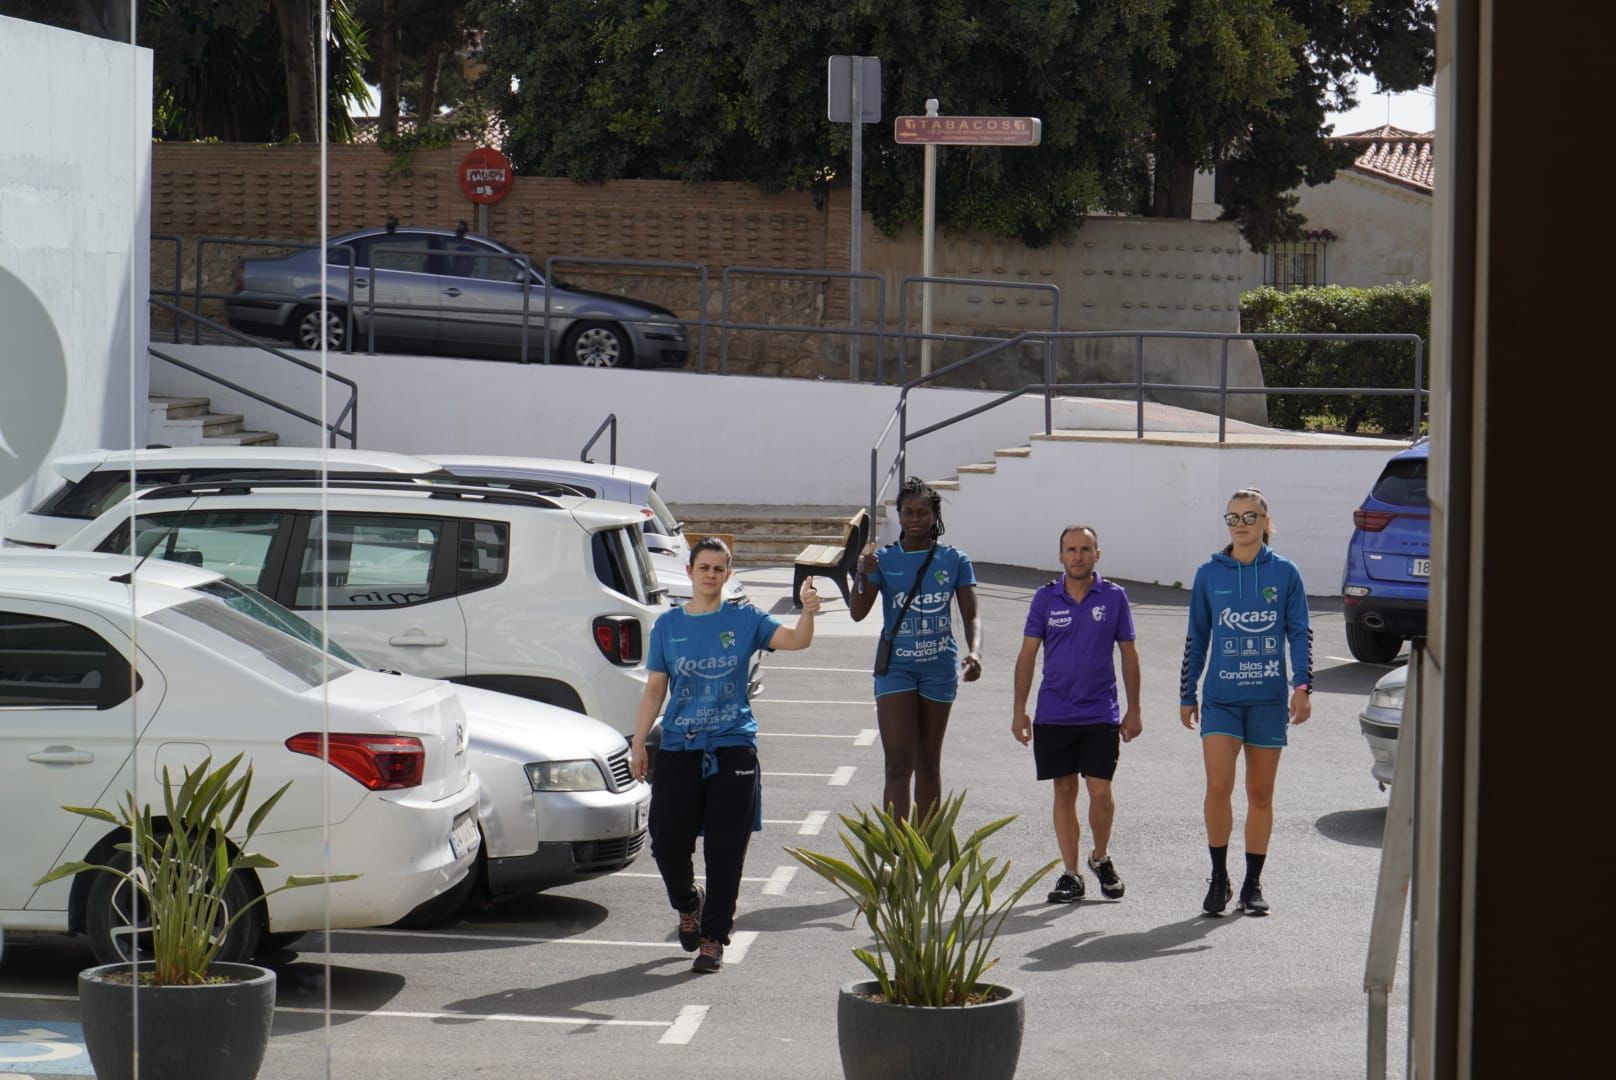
[1360,663,1408,789]
[58,478,663,739]
[0,553,481,963]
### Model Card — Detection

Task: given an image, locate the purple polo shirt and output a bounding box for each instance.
[1024,574,1136,726]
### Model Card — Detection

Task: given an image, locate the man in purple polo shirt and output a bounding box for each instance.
[1012,524,1142,903]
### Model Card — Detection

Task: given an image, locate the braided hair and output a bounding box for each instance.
[896,476,944,541]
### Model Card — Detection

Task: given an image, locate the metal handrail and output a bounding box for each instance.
[151,233,184,343]
[148,298,358,447]
[580,414,617,464]
[720,267,887,379]
[192,236,358,350]
[896,275,1061,388]
[545,256,710,369]
[867,328,1427,528]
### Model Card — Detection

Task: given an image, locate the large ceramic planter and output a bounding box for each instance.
[836,979,1026,1080]
[79,961,275,1080]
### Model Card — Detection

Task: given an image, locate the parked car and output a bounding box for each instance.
[57,478,663,740]
[0,552,481,962]
[3,446,449,550]
[1360,663,1408,790]
[1341,438,1429,663]
[224,224,691,367]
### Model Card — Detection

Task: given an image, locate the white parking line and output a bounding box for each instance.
[337,928,684,949]
[619,871,776,883]
[726,930,759,964]
[799,810,830,835]
[762,866,797,896]
[829,766,857,787]
[854,728,878,746]
[660,1005,710,1045]
[276,1004,669,1028]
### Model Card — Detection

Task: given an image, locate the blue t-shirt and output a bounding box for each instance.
[649,603,782,749]
[866,543,976,671]
[1179,545,1311,707]
[1023,574,1136,726]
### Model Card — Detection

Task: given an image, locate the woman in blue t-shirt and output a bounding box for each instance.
[630,537,821,973]
[849,477,982,823]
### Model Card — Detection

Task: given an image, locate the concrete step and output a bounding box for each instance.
[995,446,1032,458]
[149,395,212,420]
[203,430,280,446]
[674,504,873,568]
[957,463,997,475]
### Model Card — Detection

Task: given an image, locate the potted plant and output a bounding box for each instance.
[786,791,1058,1080]
[34,753,354,1080]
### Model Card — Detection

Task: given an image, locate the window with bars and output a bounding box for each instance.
[1264,242,1329,289]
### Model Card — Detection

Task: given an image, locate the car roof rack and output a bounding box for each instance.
[436,474,592,499]
[136,477,566,511]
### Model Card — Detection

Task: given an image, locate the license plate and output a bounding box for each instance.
[1410,558,1430,577]
[449,811,480,860]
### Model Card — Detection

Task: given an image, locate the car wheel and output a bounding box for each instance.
[564,321,632,368]
[388,847,482,929]
[83,849,261,966]
[293,304,347,351]
[1346,620,1403,664]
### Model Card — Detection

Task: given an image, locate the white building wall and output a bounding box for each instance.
[1290,171,1432,287]
[0,16,151,531]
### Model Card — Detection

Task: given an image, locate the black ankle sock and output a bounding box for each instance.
[1209,845,1228,877]
[1245,852,1266,886]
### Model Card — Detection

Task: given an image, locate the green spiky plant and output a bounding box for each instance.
[35,753,356,986]
[786,792,1058,1006]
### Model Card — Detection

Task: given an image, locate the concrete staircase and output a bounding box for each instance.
[147,395,280,447]
[672,504,881,568]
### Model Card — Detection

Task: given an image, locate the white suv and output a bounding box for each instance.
[0,553,481,963]
[58,479,663,739]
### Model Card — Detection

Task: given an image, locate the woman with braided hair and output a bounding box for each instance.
[849,477,982,822]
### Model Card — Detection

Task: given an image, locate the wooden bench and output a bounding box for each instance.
[793,509,869,608]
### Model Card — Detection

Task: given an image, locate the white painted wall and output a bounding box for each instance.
[940,433,1405,596]
[1290,170,1431,287]
[0,16,151,530]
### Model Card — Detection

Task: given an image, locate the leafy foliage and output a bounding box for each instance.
[1240,283,1430,433]
[786,792,1057,1007]
[35,754,355,986]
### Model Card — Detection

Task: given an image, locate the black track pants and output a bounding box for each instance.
[649,746,759,945]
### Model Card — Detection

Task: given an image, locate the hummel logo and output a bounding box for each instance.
[733,769,755,776]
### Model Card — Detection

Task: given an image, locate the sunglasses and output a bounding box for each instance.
[1224,511,1264,526]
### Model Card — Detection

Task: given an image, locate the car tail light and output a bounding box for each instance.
[592,615,643,665]
[1353,509,1398,532]
[286,732,425,790]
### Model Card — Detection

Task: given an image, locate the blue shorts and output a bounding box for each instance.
[1201,702,1290,748]
[873,663,958,704]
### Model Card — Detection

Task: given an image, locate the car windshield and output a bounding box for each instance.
[1370,457,1428,507]
[147,592,352,691]
[644,487,681,535]
[189,577,368,667]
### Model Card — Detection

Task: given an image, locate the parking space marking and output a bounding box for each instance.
[799,811,830,835]
[659,1005,710,1045]
[276,1005,670,1029]
[619,872,777,883]
[829,766,857,787]
[726,931,759,964]
[337,928,690,950]
[854,728,878,746]
[762,866,797,896]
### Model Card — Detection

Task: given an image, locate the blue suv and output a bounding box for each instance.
[1341,438,1429,663]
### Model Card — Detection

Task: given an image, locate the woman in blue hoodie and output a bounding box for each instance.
[1179,488,1312,917]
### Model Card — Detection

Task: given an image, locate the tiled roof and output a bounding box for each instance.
[1333,126,1434,193]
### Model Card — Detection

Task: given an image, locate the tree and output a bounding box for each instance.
[353,0,482,135]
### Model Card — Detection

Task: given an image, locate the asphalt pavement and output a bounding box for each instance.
[0,560,1409,1079]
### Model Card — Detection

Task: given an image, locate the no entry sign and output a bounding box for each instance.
[459,147,513,204]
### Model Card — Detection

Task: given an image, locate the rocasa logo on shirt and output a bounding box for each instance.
[1219,608,1278,633]
[674,654,742,678]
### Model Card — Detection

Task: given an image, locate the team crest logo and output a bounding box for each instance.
[1263,585,1278,604]
[934,569,948,585]
[719,631,736,648]
[1091,605,1106,622]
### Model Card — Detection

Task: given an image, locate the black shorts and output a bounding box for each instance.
[1033,723,1120,781]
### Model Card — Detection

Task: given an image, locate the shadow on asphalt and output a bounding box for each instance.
[268,963,406,1032]
[462,893,612,935]
[1314,806,1388,848]
[1312,659,1398,696]
[1018,914,1240,971]
[735,895,860,934]
[443,955,696,1022]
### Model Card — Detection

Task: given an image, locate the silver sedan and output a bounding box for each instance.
[225,225,691,367]
[1359,663,1408,789]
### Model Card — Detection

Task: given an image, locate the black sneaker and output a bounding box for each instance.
[1047,871,1085,904]
[1088,854,1125,899]
[1238,880,1270,916]
[1202,871,1233,916]
[677,885,705,952]
[692,937,724,973]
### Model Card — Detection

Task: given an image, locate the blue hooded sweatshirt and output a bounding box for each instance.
[1180,545,1312,707]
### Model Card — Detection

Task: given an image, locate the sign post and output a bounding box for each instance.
[458,146,514,235]
[893,109,1042,375]
[827,56,880,379]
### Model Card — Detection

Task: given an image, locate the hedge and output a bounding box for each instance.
[1239,283,1430,434]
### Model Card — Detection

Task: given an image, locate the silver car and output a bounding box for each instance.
[1359,664,1408,789]
[225,224,691,367]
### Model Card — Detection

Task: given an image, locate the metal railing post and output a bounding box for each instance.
[697,268,710,374]
[1218,338,1230,443]
[719,268,732,375]
[1135,336,1145,438]
[1412,337,1425,436]
[1043,333,1053,436]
